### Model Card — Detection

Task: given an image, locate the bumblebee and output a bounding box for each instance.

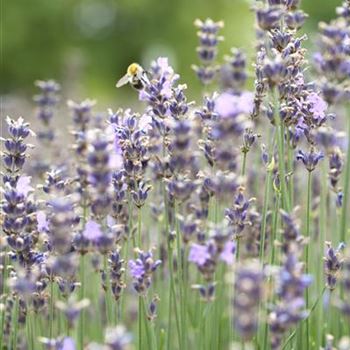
[116,63,150,90]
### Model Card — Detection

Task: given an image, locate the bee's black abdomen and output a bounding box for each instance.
[132,81,144,90]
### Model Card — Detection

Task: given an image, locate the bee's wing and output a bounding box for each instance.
[140,71,151,86]
[116,74,130,88]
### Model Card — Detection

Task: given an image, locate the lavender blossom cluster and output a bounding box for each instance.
[1,1,350,350]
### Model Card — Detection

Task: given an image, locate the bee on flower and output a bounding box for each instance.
[116,63,150,90]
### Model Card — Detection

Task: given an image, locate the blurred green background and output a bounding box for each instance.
[1,0,342,105]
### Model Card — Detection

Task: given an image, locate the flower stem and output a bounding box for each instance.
[241,152,247,176]
[12,296,19,349]
[340,114,350,242]
[138,296,143,350]
[277,123,290,212]
[103,255,112,325]
[49,276,54,338]
[138,207,142,247]
[259,167,272,262]
[305,170,312,350]
[273,89,290,212]
[175,201,186,350]
[270,192,281,267]
[79,254,85,349]
[163,185,181,349]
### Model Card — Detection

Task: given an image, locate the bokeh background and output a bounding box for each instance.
[1,0,343,107]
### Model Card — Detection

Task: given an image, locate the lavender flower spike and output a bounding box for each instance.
[324,241,345,290]
[296,147,324,172]
[128,249,161,295]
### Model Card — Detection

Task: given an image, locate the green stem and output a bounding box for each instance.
[138,296,143,350]
[318,163,327,349]
[286,131,294,207]
[260,168,272,262]
[236,237,240,261]
[141,297,155,349]
[164,185,181,349]
[305,170,312,350]
[49,277,54,338]
[241,152,247,176]
[270,193,281,267]
[167,242,182,349]
[79,254,85,349]
[138,208,142,247]
[273,89,290,212]
[175,201,186,350]
[277,123,290,211]
[340,115,350,242]
[0,297,5,349]
[103,255,112,325]
[12,296,19,349]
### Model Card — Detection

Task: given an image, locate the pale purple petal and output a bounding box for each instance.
[237,92,254,114]
[37,211,49,233]
[106,215,116,228]
[312,52,324,69]
[188,243,210,266]
[16,176,33,196]
[129,260,145,279]
[215,91,253,118]
[157,57,174,76]
[139,89,149,101]
[219,241,236,265]
[83,220,103,241]
[139,114,153,131]
[215,92,236,118]
[307,92,327,121]
[60,337,76,350]
[109,152,123,169]
[160,80,173,99]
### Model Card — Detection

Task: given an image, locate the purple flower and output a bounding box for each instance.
[1,116,34,185]
[324,241,344,290]
[87,129,112,218]
[150,57,177,81]
[128,249,161,294]
[33,79,60,143]
[306,92,328,122]
[104,326,132,350]
[195,93,219,121]
[83,220,103,241]
[49,196,79,254]
[215,92,254,118]
[61,337,76,350]
[138,59,179,117]
[188,243,211,266]
[256,7,282,30]
[56,297,90,328]
[296,148,324,172]
[128,260,145,279]
[192,18,223,85]
[67,99,95,129]
[37,210,49,233]
[39,336,76,350]
[16,176,33,196]
[219,241,236,264]
[234,262,264,340]
[220,48,247,92]
[269,253,312,349]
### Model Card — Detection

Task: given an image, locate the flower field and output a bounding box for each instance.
[1,1,350,349]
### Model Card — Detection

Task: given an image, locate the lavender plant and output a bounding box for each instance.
[1,1,350,350]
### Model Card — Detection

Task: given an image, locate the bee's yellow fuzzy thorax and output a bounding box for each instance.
[127,63,140,75]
